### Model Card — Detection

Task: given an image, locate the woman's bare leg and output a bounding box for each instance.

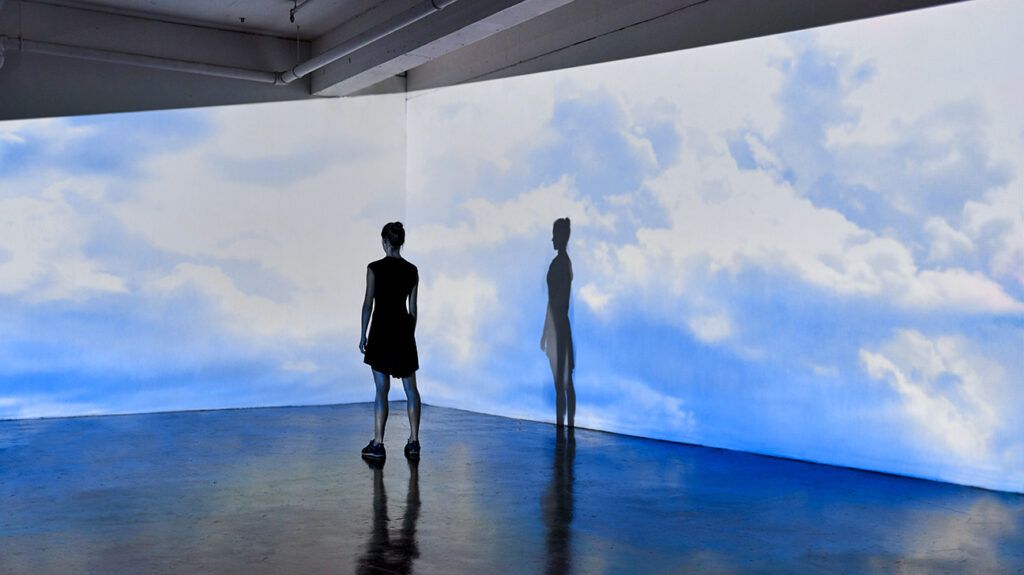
[551,353,566,427]
[373,369,390,444]
[402,373,421,442]
[566,369,575,428]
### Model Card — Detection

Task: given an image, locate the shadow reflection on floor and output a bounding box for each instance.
[1,404,1021,573]
[357,458,420,574]
[543,427,576,575]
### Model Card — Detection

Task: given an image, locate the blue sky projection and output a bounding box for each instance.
[1,0,1021,491]
[405,0,1023,491]
[1,97,408,418]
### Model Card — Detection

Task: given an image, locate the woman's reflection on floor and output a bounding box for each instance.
[542,217,576,428]
[356,458,420,574]
[543,427,576,575]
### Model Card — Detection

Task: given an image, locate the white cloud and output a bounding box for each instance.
[578,282,611,313]
[0,118,96,152]
[687,312,733,343]
[109,97,408,342]
[406,32,789,214]
[924,217,974,262]
[574,375,697,439]
[907,269,1023,313]
[281,359,319,373]
[0,178,127,300]
[963,184,1024,287]
[809,364,839,377]
[623,128,659,169]
[859,330,1004,461]
[417,273,499,365]
[0,132,25,144]
[554,33,788,140]
[405,16,1024,386]
[150,263,310,339]
[407,76,559,211]
[415,175,614,254]
[2,98,409,328]
[613,133,1024,314]
[819,0,1024,173]
[742,131,786,173]
[403,9,1024,495]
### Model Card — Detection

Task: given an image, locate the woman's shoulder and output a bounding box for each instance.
[369,257,416,271]
[403,259,418,278]
[549,253,571,269]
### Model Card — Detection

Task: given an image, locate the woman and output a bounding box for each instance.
[360,221,421,460]
[541,217,575,428]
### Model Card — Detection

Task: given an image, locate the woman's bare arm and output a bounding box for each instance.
[541,304,552,351]
[360,268,375,353]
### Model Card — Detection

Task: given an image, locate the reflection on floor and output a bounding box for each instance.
[0,403,1021,573]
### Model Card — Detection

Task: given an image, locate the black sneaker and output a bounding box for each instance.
[404,440,421,460]
[361,440,386,460]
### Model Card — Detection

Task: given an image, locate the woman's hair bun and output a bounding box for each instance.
[552,217,571,248]
[382,221,406,248]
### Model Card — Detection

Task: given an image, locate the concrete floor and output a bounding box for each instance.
[0,404,1021,574]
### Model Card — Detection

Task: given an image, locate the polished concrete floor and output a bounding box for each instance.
[0,403,1021,574]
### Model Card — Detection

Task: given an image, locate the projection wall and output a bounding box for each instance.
[0,95,407,417]
[0,0,1020,492]
[405,0,1023,492]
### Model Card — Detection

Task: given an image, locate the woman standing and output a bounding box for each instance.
[541,217,575,428]
[360,222,421,460]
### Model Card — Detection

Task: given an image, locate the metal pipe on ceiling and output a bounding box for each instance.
[0,36,280,83]
[275,0,458,85]
[0,0,457,86]
[290,0,314,23]
[0,0,456,84]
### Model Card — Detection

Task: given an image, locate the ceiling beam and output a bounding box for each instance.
[309,0,576,97]
[0,1,314,119]
[1,1,307,74]
[0,0,974,121]
[404,0,969,92]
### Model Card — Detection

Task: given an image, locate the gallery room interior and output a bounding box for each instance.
[1,0,1022,572]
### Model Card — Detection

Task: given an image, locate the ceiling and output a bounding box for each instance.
[0,0,967,121]
[37,0,402,39]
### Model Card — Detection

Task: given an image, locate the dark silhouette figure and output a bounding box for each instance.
[356,458,421,574]
[541,218,575,428]
[542,427,576,575]
[360,222,421,460]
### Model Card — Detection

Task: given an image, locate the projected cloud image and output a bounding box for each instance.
[0,0,1020,493]
[0,96,406,418]
[406,0,1023,491]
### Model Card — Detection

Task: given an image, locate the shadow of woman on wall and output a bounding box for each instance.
[541,217,576,428]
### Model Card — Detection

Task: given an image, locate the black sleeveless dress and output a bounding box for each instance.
[363,257,419,378]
